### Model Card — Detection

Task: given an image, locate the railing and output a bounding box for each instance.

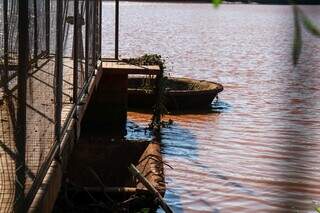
[0,0,102,211]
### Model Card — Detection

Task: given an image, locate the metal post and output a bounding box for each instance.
[33,0,38,66]
[4,0,8,71]
[92,0,97,66]
[55,0,63,150]
[16,0,29,211]
[85,0,89,80]
[2,0,10,97]
[73,0,79,102]
[115,0,119,60]
[99,0,102,60]
[45,0,50,54]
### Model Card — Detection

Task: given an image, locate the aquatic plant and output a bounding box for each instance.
[123,54,165,67]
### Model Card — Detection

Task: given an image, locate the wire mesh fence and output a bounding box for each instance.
[0,0,101,211]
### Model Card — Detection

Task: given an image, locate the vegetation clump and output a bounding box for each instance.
[123,54,165,67]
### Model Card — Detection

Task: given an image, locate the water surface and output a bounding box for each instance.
[102,3,320,212]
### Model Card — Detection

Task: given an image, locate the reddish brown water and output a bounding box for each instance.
[102,3,320,212]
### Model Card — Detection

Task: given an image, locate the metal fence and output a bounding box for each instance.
[0,0,101,211]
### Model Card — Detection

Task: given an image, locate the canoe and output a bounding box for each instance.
[128,76,223,110]
[54,137,165,212]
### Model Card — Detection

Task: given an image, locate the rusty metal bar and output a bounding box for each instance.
[3,0,8,72]
[54,0,64,154]
[92,0,97,66]
[60,65,95,137]
[33,0,38,66]
[73,0,79,102]
[99,0,102,60]
[45,0,50,54]
[16,0,29,211]
[2,0,11,100]
[115,0,119,59]
[85,0,89,80]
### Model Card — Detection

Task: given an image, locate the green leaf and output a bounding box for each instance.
[315,206,320,213]
[292,5,302,66]
[300,12,320,37]
[212,0,222,8]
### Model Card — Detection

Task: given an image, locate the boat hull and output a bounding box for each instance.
[128,77,223,110]
[56,138,165,211]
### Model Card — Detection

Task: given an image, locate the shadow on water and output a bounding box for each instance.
[126,120,186,213]
[157,181,185,213]
[127,98,231,116]
[210,99,232,113]
[126,120,153,141]
[160,122,199,159]
[127,98,259,213]
[127,107,261,213]
[159,120,257,212]
[127,119,201,159]
[278,64,318,210]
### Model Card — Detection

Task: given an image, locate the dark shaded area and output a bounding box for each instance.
[54,118,165,212]
[67,137,147,187]
[82,73,128,136]
[126,98,229,116]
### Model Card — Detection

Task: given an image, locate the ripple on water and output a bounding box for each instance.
[109,3,320,212]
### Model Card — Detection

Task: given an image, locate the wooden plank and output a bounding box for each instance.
[102,61,161,75]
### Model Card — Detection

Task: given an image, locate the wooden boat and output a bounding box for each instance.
[54,137,165,212]
[128,76,223,110]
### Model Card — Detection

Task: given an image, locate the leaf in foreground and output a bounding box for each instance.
[292,5,302,66]
[300,12,320,37]
[212,0,222,8]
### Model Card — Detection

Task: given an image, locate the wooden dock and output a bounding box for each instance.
[82,59,161,134]
[0,58,160,212]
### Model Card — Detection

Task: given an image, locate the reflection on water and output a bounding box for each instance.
[103,2,320,212]
[126,120,152,141]
[211,99,232,113]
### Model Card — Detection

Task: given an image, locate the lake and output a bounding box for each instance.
[102,2,320,212]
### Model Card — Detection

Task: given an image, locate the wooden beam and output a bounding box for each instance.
[129,164,173,213]
[102,61,161,75]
